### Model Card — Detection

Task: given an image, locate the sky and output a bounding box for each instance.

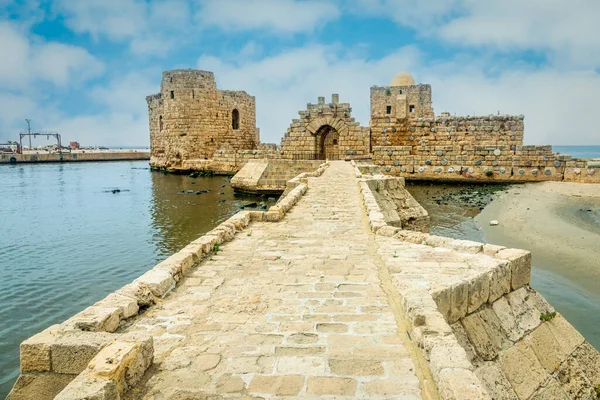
[1,0,600,147]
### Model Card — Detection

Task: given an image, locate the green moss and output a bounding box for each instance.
[594,384,600,398]
[540,312,557,321]
[385,88,392,96]
[213,243,220,254]
[485,170,494,177]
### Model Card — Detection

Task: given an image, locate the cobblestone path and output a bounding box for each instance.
[125,161,430,399]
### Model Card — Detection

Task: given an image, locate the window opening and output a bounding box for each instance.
[409,105,415,113]
[232,109,240,130]
[170,91,174,99]
[386,106,392,114]
[159,115,163,131]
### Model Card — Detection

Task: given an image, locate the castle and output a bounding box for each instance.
[147,69,598,184]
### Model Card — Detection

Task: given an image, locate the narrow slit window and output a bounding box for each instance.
[170,91,174,99]
[409,105,415,113]
[159,115,163,131]
[232,109,240,130]
[386,106,392,114]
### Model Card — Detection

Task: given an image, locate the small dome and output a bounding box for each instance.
[390,72,415,87]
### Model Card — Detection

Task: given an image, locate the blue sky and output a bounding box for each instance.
[1,0,599,147]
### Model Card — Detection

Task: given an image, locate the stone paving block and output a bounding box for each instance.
[498,340,547,399]
[329,359,384,375]
[362,377,421,396]
[248,375,304,396]
[306,376,357,395]
[54,375,118,400]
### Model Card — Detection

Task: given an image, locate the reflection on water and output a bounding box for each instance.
[406,181,600,350]
[0,161,276,398]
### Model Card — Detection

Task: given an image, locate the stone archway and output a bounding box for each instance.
[316,125,339,160]
[280,95,370,160]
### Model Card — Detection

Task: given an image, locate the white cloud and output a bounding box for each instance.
[346,0,460,28]
[198,44,600,146]
[0,21,104,89]
[54,0,191,55]
[196,0,340,33]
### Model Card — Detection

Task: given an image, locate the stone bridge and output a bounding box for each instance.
[9,162,600,400]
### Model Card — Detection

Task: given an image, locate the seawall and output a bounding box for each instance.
[0,151,150,164]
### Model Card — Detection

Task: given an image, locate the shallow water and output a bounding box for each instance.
[0,161,276,397]
[406,182,600,350]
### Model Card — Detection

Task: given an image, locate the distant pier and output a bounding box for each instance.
[0,150,150,164]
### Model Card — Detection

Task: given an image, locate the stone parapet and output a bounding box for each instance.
[231,159,324,194]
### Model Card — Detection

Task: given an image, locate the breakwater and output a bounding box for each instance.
[0,151,149,164]
[7,161,600,399]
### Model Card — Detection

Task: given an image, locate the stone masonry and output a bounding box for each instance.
[280,94,370,161]
[147,70,259,170]
[9,161,600,399]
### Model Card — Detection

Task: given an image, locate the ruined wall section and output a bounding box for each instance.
[148,69,258,170]
[280,94,370,160]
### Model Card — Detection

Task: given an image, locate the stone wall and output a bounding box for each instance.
[0,151,149,164]
[231,159,323,193]
[147,69,259,170]
[356,168,600,399]
[280,94,370,160]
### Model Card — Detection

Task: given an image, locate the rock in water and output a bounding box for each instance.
[490,220,499,226]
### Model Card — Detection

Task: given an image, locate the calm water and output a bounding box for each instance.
[0,161,275,397]
[407,183,600,350]
[553,145,600,159]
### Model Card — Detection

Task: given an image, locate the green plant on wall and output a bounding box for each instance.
[485,170,494,177]
[213,243,220,254]
[385,88,392,96]
[540,311,557,321]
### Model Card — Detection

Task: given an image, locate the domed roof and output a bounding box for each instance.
[390,72,415,87]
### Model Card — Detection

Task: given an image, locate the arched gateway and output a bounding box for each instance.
[280,94,370,160]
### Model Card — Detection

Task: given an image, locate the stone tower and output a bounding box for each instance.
[370,72,434,147]
[147,69,259,170]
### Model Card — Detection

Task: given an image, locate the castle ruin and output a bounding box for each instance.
[147,69,599,185]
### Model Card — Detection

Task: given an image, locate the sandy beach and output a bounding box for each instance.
[475,181,600,301]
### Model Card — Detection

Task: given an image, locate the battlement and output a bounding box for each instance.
[160,69,217,92]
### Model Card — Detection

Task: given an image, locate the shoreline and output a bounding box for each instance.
[475,181,600,347]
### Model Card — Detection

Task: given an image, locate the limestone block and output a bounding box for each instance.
[495,248,531,290]
[118,331,154,386]
[7,372,77,400]
[191,235,218,255]
[474,363,518,400]
[94,293,139,320]
[248,375,304,396]
[65,306,121,333]
[467,271,490,314]
[449,239,484,254]
[556,357,595,399]
[20,324,62,372]
[134,269,174,299]
[505,287,542,335]
[431,286,451,321]
[546,314,585,356]
[55,374,119,400]
[498,340,547,399]
[529,379,568,400]
[437,368,490,400]
[428,337,473,377]
[116,282,155,306]
[488,261,511,303]
[461,309,509,361]
[573,342,600,386]
[306,376,357,396]
[51,331,114,375]
[165,248,199,275]
[525,323,566,373]
[448,281,469,323]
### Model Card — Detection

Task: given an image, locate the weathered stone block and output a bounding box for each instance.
[248,375,304,395]
[55,374,119,400]
[20,324,62,372]
[437,368,490,399]
[65,306,121,333]
[573,341,600,386]
[94,293,139,320]
[306,376,357,395]
[134,269,174,299]
[525,322,566,373]
[546,313,585,356]
[51,331,114,375]
[556,357,595,399]
[495,249,531,290]
[467,271,490,313]
[488,260,511,302]
[6,372,76,400]
[474,363,518,400]
[448,280,469,323]
[498,340,547,399]
[428,337,473,377]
